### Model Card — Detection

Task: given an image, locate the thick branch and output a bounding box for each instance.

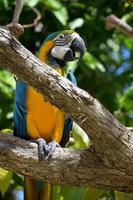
[0,28,133,177]
[0,133,133,192]
[105,14,133,38]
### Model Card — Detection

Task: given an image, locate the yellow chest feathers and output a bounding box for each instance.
[26,68,65,142]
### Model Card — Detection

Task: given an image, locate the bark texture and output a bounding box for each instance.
[0,28,133,190]
[0,133,133,192]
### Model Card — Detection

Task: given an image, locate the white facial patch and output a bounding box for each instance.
[51,43,71,60]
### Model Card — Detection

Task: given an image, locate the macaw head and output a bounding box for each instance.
[39,30,85,65]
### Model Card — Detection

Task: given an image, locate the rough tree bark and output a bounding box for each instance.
[0,12,133,191]
[0,133,133,192]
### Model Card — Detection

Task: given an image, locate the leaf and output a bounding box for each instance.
[69,18,84,30]
[41,0,68,25]
[119,86,133,112]
[69,2,85,9]
[52,7,68,25]
[52,185,86,200]
[82,52,105,72]
[84,188,105,200]
[0,70,15,129]
[1,0,8,8]
[0,70,15,99]
[119,36,133,49]
[122,12,133,23]
[0,70,15,88]
[1,128,13,133]
[66,60,78,73]
[24,0,40,7]
[69,123,90,149]
[42,0,62,10]
[0,168,12,196]
[115,191,133,200]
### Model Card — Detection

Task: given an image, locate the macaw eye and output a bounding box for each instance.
[59,34,65,39]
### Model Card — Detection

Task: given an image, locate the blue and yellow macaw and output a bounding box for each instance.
[13,30,85,200]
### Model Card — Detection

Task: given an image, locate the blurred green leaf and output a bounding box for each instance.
[69,18,84,30]
[1,0,8,8]
[67,60,78,73]
[40,0,68,25]
[0,70,15,130]
[119,86,133,112]
[115,191,133,200]
[52,7,68,25]
[82,52,105,72]
[0,168,12,196]
[122,12,133,22]
[42,0,62,10]
[1,128,13,133]
[68,123,90,149]
[117,35,133,49]
[53,185,86,200]
[85,188,105,200]
[69,2,85,9]
[24,0,40,7]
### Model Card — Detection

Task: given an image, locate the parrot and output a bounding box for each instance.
[13,30,85,200]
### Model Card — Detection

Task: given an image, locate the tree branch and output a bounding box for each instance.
[7,0,24,38]
[105,14,133,38]
[0,28,133,179]
[12,0,23,24]
[22,7,41,28]
[0,133,133,192]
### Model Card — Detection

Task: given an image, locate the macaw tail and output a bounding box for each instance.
[24,177,52,200]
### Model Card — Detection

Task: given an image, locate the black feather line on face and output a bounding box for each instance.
[54,40,70,46]
[53,34,71,46]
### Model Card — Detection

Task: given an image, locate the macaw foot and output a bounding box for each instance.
[45,141,60,160]
[36,138,46,160]
[36,139,60,160]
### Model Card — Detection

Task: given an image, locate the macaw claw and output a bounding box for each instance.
[36,139,60,160]
[36,138,47,161]
[45,141,60,160]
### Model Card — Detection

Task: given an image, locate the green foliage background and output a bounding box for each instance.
[0,0,133,199]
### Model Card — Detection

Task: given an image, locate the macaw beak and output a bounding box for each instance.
[63,35,85,61]
[71,36,86,58]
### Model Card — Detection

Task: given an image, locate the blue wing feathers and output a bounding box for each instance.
[13,80,27,139]
[66,71,77,86]
[60,71,77,147]
[60,118,73,147]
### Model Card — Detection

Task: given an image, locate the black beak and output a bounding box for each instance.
[63,36,85,61]
[70,37,85,58]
